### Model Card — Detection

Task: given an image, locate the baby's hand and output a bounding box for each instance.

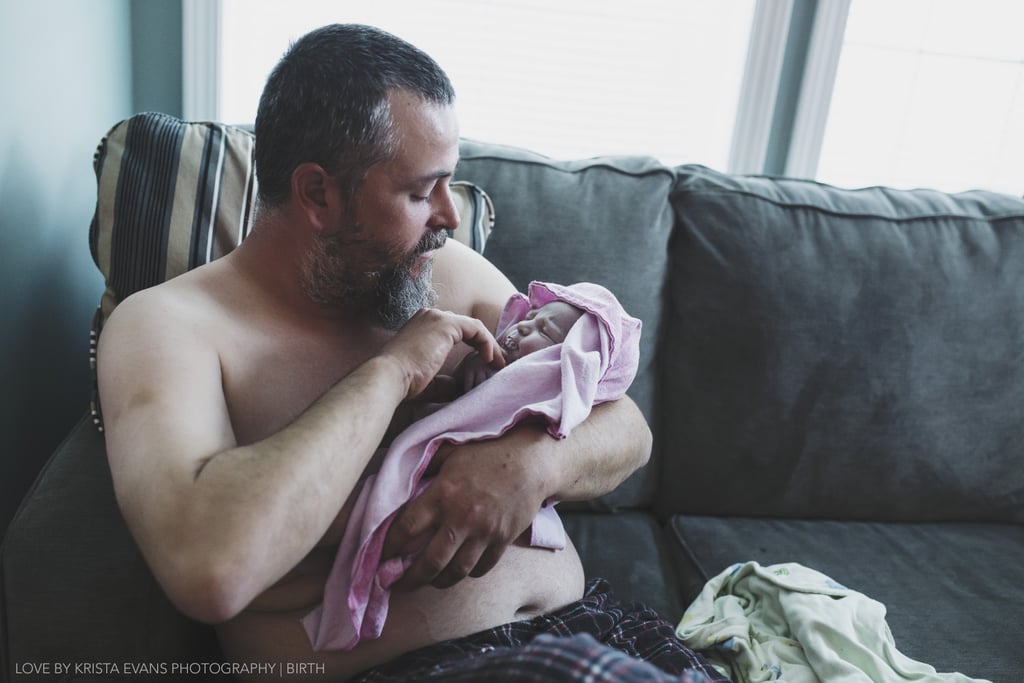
[455,351,502,393]
[418,375,459,403]
[403,375,460,422]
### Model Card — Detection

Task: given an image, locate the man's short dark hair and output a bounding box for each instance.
[254,24,456,207]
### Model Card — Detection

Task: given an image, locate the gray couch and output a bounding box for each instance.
[2,124,1023,682]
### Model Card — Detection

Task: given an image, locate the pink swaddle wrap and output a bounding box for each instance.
[302,281,642,651]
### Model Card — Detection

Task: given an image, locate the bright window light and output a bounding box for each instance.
[219,0,755,168]
[815,0,1024,194]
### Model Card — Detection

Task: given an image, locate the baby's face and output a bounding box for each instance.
[500,300,585,362]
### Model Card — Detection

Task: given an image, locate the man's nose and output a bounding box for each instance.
[429,183,460,231]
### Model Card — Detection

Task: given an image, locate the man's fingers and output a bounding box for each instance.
[394,519,509,589]
[395,524,463,590]
[431,539,490,589]
[455,316,505,370]
[381,497,434,561]
[385,309,505,399]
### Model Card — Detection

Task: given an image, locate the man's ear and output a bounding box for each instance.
[290,162,342,232]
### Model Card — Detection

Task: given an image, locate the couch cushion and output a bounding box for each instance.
[669,515,1024,682]
[89,112,257,325]
[561,511,685,621]
[456,140,676,509]
[662,165,1024,522]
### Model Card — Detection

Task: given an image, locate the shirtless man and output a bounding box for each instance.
[98,24,725,683]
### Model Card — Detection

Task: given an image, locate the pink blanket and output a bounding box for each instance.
[302,281,642,651]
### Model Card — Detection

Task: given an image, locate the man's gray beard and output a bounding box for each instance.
[300,231,439,330]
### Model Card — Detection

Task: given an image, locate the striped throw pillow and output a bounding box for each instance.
[88,111,494,431]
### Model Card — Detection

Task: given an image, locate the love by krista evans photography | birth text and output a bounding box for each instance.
[14,660,327,677]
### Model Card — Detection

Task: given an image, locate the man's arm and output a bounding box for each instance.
[387,397,650,589]
[384,241,653,588]
[99,289,503,623]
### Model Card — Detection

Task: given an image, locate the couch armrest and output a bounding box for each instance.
[1,413,219,675]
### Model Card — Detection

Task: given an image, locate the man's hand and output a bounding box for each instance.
[381,308,505,399]
[380,425,554,590]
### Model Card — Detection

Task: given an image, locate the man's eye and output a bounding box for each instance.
[411,194,429,203]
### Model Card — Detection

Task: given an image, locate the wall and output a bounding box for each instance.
[130,0,183,116]
[0,0,182,538]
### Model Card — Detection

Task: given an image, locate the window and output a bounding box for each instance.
[189,1,1024,194]
[216,0,756,169]
[814,0,1024,193]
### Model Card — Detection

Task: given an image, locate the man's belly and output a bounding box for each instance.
[216,538,585,682]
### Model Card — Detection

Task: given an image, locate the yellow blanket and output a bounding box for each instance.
[677,562,990,683]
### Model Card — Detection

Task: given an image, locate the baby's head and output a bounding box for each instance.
[500,300,585,362]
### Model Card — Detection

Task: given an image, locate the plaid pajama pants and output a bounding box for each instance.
[351,579,731,682]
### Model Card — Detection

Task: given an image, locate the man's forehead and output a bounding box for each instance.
[385,128,460,183]
[411,156,460,183]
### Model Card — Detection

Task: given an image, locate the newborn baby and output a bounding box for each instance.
[304,281,642,652]
[452,299,586,393]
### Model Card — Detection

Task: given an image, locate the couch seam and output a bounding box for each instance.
[458,153,675,182]
[670,187,1024,224]
[667,517,713,586]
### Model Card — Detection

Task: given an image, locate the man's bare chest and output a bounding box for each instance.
[216,325,391,445]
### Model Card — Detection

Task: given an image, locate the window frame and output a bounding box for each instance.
[784,0,851,178]
[727,0,795,174]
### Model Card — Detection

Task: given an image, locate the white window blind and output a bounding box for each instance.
[814,0,1024,194]
[219,0,755,168]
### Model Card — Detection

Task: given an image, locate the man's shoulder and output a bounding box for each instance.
[433,240,516,329]
[102,262,231,347]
